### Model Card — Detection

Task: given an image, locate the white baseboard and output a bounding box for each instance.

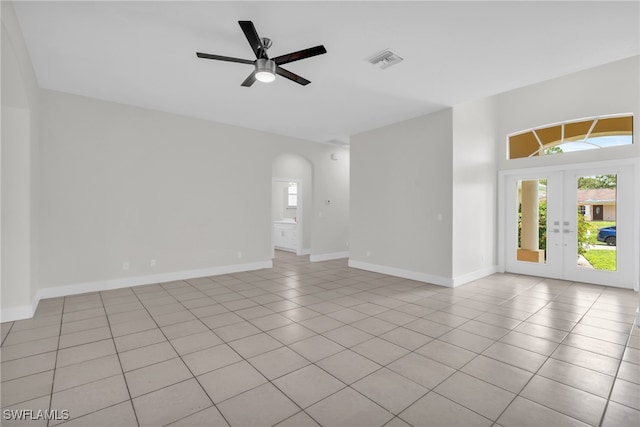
[298,248,311,256]
[274,246,297,253]
[0,303,37,323]
[0,261,272,322]
[348,260,454,287]
[310,251,350,262]
[36,260,273,301]
[452,265,500,287]
[348,260,498,288]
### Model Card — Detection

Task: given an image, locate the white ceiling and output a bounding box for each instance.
[13,1,640,144]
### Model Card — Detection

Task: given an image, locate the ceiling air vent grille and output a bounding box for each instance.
[368,49,403,69]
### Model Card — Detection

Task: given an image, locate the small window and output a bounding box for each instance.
[287,183,297,208]
[508,114,633,159]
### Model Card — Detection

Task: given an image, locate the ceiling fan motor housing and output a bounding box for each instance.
[255,58,276,82]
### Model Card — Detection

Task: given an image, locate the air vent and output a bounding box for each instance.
[367,49,403,69]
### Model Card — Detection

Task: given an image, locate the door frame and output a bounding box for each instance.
[272,177,304,257]
[498,158,639,290]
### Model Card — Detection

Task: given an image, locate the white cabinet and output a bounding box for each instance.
[274,221,297,252]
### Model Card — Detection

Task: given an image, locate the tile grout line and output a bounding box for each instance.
[491,282,609,426]
[597,320,637,427]
[402,276,616,425]
[98,290,141,427]
[176,273,332,426]
[204,260,428,426]
[190,266,626,425]
[46,296,64,427]
[0,321,15,347]
[130,280,247,427]
[3,259,636,427]
[385,276,551,426]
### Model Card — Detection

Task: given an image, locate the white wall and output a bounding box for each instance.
[1,108,33,320]
[1,1,40,321]
[350,110,454,283]
[496,56,640,170]
[35,89,349,299]
[452,97,498,281]
[310,148,350,261]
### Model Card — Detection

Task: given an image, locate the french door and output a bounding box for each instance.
[503,163,635,288]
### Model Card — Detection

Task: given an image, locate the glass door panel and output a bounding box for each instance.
[576,174,617,272]
[516,178,547,264]
[505,172,562,279]
[563,166,632,288]
[504,165,634,289]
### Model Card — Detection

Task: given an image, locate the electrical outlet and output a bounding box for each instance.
[122,262,129,271]
[150,259,157,267]
[366,250,371,257]
[237,251,243,259]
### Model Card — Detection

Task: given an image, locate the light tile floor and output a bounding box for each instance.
[1,251,639,426]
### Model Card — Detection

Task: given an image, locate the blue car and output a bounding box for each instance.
[597,226,616,246]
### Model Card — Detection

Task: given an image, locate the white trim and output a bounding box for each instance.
[499,158,640,176]
[497,167,507,274]
[348,260,454,287]
[0,303,37,323]
[452,265,500,287]
[274,246,297,254]
[35,260,272,303]
[298,248,311,256]
[310,251,349,262]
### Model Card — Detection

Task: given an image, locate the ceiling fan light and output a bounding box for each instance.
[255,58,276,83]
[255,70,276,83]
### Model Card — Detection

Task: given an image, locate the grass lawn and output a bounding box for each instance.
[583,250,616,271]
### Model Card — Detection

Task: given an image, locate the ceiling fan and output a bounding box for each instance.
[196,21,327,87]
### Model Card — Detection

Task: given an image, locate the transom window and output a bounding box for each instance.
[508,114,633,159]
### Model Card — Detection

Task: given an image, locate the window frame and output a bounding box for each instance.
[507,113,633,160]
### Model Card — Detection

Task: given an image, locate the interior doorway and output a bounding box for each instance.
[272,154,313,257]
[272,178,303,256]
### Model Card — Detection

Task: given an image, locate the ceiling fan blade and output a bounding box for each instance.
[196,52,254,65]
[276,66,311,86]
[241,71,257,87]
[238,20,265,59]
[273,45,327,66]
